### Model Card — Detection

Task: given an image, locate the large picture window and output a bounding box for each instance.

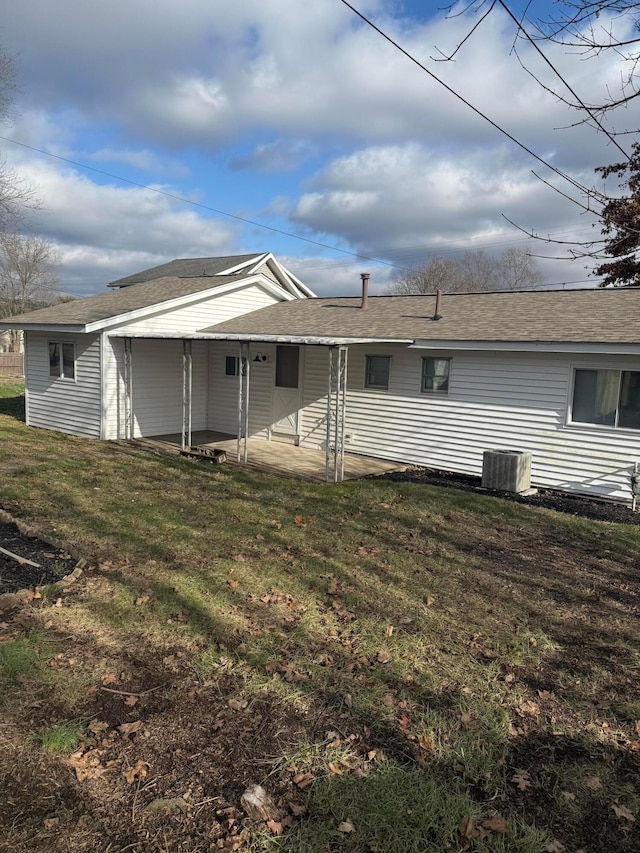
[571,368,640,429]
[421,357,450,394]
[365,355,390,390]
[49,342,75,380]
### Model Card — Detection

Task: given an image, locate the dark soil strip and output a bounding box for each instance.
[378,467,640,525]
[0,522,75,593]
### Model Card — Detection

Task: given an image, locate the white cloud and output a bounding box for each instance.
[0,1,626,298]
[87,147,189,178]
[289,142,599,256]
[3,0,628,164]
[10,159,238,296]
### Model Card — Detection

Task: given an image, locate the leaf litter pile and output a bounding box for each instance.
[0,439,639,851]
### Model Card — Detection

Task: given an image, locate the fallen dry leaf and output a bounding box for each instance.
[124,695,139,707]
[417,733,435,752]
[266,819,282,835]
[460,712,474,730]
[67,749,105,782]
[118,720,143,736]
[481,815,509,834]
[289,802,307,817]
[612,803,636,822]
[134,595,150,606]
[459,816,482,841]
[511,770,531,791]
[583,774,602,791]
[101,673,118,686]
[517,700,540,716]
[228,580,239,589]
[293,772,313,789]
[385,625,394,637]
[337,820,354,833]
[228,697,248,711]
[545,840,565,852]
[123,760,150,785]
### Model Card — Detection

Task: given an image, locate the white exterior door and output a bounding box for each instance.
[271,345,301,435]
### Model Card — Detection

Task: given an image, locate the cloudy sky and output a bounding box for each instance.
[1,0,637,297]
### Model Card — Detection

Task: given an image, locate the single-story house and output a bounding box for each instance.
[2,251,640,504]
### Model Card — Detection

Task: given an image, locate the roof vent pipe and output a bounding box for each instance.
[360,272,370,309]
[432,288,442,321]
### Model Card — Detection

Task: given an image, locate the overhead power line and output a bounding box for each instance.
[337,0,607,217]
[0,134,417,274]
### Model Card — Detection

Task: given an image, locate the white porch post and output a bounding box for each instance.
[124,337,133,439]
[182,339,192,450]
[325,345,348,483]
[237,341,251,463]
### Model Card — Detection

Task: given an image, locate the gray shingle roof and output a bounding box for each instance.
[109,254,264,287]
[1,275,247,327]
[201,288,640,345]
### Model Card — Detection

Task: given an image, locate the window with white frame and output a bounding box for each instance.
[421,357,450,394]
[571,368,640,429]
[49,342,75,380]
[365,355,391,390]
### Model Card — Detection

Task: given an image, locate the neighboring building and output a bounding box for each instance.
[2,251,640,504]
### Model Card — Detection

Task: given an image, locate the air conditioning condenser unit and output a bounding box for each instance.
[482,450,532,493]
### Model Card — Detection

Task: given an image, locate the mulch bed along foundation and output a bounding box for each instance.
[378,466,640,525]
[0,521,76,594]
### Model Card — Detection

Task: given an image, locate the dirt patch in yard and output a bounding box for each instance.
[0,522,76,593]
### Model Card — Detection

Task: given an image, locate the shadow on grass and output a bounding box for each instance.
[0,392,25,421]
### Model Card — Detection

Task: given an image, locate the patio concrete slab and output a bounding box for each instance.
[133,431,406,482]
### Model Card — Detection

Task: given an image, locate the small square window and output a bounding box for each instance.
[48,341,75,379]
[62,343,75,380]
[421,357,450,394]
[49,342,61,377]
[365,355,390,390]
[225,355,239,376]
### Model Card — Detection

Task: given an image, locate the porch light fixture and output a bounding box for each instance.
[253,352,268,363]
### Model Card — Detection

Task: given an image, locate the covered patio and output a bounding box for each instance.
[134,430,405,482]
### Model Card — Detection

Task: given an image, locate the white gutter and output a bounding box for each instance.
[193,333,415,346]
[0,322,86,333]
[410,339,640,355]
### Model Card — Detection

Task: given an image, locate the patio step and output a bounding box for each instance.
[271,431,300,446]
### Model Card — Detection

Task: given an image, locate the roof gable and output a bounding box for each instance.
[108,254,264,287]
[0,274,291,331]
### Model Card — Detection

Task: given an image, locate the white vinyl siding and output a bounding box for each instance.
[102,335,126,440]
[116,283,281,336]
[294,346,640,503]
[129,339,208,438]
[24,331,101,438]
[208,341,274,438]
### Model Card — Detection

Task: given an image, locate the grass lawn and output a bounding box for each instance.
[0,378,639,852]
